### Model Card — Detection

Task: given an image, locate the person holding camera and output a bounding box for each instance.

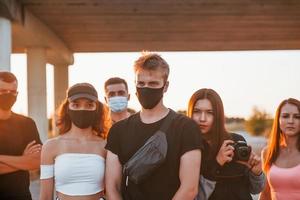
[187,88,265,200]
[259,98,300,200]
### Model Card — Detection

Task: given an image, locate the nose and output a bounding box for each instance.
[287,116,294,123]
[200,112,206,122]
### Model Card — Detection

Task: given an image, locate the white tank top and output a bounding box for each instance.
[54,153,105,196]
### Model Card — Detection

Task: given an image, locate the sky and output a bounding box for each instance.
[11,50,300,119]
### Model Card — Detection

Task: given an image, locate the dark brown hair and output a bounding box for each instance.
[187,88,229,157]
[0,71,17,83]
[263,98,300,172]
[104,77,128,92]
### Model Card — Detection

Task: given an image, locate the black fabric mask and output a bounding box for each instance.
[136,86,164,109]
[0,93,17,111]
[68,109,97,129]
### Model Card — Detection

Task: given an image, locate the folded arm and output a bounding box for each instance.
[0,162,18,174]
[0,141,41,171]
[0,153,40,171]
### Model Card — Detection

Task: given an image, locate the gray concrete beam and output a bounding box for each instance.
[5,0,74,66]
[12,8,74,66]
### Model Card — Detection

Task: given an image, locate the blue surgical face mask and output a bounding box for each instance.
[108,96,128,113]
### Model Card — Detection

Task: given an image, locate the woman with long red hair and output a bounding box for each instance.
[40,83,111,200]
[260,98,300,200]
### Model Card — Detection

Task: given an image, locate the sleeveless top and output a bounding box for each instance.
[54,153,105,195]
[267,164,300,200]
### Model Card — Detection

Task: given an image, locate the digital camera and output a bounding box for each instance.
[230,141,251,161]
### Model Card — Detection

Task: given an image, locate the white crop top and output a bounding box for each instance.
[41,153,105,196]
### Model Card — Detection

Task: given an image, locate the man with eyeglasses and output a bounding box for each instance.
[0,71,42,200]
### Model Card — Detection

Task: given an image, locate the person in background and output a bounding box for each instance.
[105,53,203,200]
[187,88,265,200]
[0,71,42,200]
[40,83,110,200]
[104,77,131,123]
[259,98,300,200]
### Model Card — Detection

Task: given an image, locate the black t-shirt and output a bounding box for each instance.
[0,112,42,200]
[106,109,203,200]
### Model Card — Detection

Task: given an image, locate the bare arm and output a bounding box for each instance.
[0,162,18,174]
[172,149,201,200]
[105,150,123,200]
[39,140,55,200]
[0,141,41,171]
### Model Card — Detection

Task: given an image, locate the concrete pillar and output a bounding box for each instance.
[27,47,48,142]
[54,65,69,109]
[52,64,69,136]
[0,17,11,71]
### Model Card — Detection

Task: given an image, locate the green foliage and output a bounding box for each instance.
[245,107,273,136]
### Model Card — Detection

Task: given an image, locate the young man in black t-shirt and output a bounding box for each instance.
[105,53,203,200]
[0,71,42,200]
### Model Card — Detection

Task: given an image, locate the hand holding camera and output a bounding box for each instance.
[230,141,252,161]
[237,151,262,175]
[216,140,235,166]
[231,141,262,175]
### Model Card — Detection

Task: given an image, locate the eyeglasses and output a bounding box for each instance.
[0,89,18,96]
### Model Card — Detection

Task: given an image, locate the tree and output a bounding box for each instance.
[245,107,273,136]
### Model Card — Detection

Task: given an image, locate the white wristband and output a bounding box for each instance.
[40,164,54,179]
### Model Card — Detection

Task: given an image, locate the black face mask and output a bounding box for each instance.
[0,93,17,111]
[136,86,164,109]
[68,109,97,129]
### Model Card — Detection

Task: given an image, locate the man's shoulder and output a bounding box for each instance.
[113,112,139,127]
[170,111,198,127]
[11,112,36,124]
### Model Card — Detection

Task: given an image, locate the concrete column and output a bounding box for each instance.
[52,64,69,136]
[54,65,69,110]
[27,47,48,142]
[0,17,11,71]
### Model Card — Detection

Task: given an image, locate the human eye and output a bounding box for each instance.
[281,113,289,118]
[295,114,300,119]
[86,102,95,109]
[70,102,79,109]
[148,81,161,88]
[108,92,116,97]
[136,81,145,88]
[118,91,126,96]
[193,108,200,114]
[207,110,214,115]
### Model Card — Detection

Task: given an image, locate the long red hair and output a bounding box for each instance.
[263,98,300,172]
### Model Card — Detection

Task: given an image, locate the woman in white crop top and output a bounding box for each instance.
[40,83,111,200]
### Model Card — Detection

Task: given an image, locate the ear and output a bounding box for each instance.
[127,94,131,101]
[104,96,108,103]
[163,81,169,93]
